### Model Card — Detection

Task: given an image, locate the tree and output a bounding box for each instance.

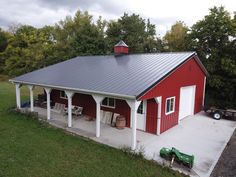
[0,28,8,52]
[189,6,236,108]
[0,28,10,73]
[163,21,189,51]
[54,10,107,59]
[3,10,109,76]
[144,19,163,52]
[106,13,159,53]
[4,25,57,76]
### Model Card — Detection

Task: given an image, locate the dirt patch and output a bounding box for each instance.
[210,129,236,177]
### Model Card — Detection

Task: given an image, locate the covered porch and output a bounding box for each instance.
[13,83,160,150]
[11,83,236,176]
[27,106,153,149]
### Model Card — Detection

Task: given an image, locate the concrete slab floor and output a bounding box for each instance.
[140,112,236,177]
[30,107,236,177]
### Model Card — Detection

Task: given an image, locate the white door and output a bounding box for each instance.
[136,100,146,131]
[179,86,196,120]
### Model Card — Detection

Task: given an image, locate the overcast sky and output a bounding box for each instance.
[0,0,235,36]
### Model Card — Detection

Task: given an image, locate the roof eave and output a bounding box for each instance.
[9,79,136,100]
[193,54,209,76]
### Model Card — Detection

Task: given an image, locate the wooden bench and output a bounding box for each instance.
[72,106,83,116]
[64,106,83,116]
[51,103,66,114]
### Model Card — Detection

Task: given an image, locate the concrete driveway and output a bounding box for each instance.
[139,112,236,177]
[34,107,236,177]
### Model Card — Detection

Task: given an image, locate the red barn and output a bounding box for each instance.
[10,40,207,150]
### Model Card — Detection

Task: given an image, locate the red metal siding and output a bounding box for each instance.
[51,90,131,127]
[140,58,206,133]
[146,99,158,134]
[51,90,96,118]
[51,90,67,105]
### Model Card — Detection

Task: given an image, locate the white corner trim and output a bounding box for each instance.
[202,76,206,107]
[155,96,162,135]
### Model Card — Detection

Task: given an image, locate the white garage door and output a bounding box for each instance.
[179,86,196,120]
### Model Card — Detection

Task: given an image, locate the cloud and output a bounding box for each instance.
[36,0,84,10]
[0,0,75,29]
[36,0,127,17]
[0,17,12,29]
[0,0,235,36]
[0,0,128,30]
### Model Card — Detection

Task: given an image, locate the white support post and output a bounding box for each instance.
[126,100,141,150]
[15,83,21,109]
[44,88,52,120]
[65,91,74,128]
[155,96,162,135]
[92,95,104,138]
[202,76,206,107]
[28,85,34,112]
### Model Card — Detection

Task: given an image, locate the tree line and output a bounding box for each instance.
[0,6,235,108]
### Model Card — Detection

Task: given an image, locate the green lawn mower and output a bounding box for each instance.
[160,147,194,168]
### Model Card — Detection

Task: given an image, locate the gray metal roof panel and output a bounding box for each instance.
[114,40,128,47]
[11,52,197,98]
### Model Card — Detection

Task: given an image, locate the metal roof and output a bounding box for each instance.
[114,40,128,47]
[11,52,204,99]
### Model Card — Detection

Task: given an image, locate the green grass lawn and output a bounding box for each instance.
[0,81,185,177]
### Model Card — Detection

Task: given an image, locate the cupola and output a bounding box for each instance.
[114,40,129,56]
